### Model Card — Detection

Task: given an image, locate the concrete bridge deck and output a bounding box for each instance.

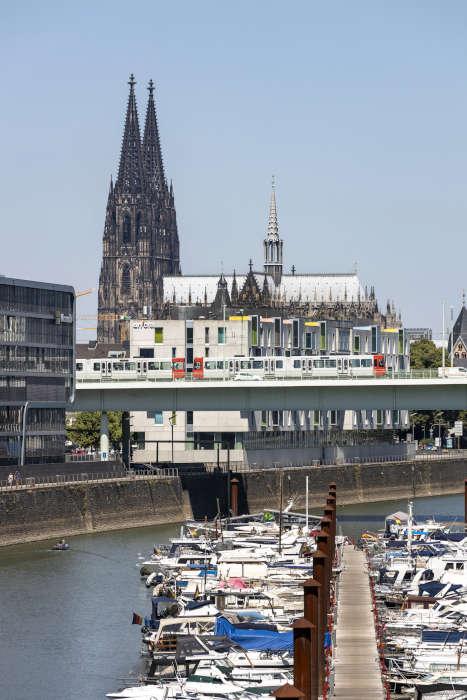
[333,545,384,698]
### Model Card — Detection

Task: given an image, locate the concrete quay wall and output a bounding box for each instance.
[240,458,467,513]
[0,458,465,546]
[0,477,188,547]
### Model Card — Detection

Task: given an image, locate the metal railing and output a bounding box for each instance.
[244,429,399,450]
[1,449,465,490]
[0,467,180,491]
[74,368,465,384]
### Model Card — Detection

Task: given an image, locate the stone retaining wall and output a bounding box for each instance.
[0,458,465,546]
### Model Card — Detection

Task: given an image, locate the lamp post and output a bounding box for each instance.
[430,420,444,451]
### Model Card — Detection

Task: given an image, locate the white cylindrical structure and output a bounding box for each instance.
[100,411,109,461]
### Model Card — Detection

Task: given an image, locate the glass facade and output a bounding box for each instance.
[0,277,75,465]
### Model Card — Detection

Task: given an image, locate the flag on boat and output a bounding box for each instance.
[131,612,143,625]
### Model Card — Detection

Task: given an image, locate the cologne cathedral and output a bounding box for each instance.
[97,76,180,343]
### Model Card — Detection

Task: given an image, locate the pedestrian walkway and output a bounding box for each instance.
[333,545,384,698]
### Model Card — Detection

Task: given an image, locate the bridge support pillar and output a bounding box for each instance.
[100,412,109,461]
[122,411,131,470]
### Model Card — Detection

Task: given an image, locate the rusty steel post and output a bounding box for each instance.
[230,477,239,517]
[272,684,305,700]
[320,515,332,538]
[316,531,331,612]
[292,618,314,700]
[302,578,321,700]
[311,550,328,686]
[323,506,336,561]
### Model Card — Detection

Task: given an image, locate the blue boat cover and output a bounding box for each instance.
[421,629,467,644]
[215,615,293,651]
[418,581,462,596]
[418,581,444,596]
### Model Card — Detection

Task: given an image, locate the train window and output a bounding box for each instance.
[161,362,171,370]
[361,359,372,368]
[276,360,283,368]
[293,360,301,369]
[325,359,337,368]
[173,361,184,370]
[205,361,216,370]
[93,362,100,371]
[113,362,123,371]
[350,359,361,368]
[253,360,263,369]
[76,363,83,371]
[313,359,324,368]
[126,362,136,370]
[378,358,385,368]
[240,361,251,369]
[217,361,224,369]
[147,362,157,370]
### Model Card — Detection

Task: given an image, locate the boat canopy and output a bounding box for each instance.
[215,615,293,651]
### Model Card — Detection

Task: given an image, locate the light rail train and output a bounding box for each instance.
[76,353,387,380]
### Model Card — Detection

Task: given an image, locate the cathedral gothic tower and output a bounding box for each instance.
[97,75,181,343]
[263,178,283,285]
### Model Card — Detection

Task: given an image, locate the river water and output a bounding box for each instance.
[0,493,463,700]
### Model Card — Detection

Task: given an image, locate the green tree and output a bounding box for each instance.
[67,411,122,449]
[410,339,443,369]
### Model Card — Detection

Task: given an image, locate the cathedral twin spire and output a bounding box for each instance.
[116,74,167,197]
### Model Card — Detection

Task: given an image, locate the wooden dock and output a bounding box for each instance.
[333,545,385,698]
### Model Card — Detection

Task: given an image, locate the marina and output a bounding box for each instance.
[0,492,464,700]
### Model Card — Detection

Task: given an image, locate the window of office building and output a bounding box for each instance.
[218,327,226,344]
[329,409,337,426]
[186,327,193,344]
[204,327,210,344]
[154,327,163,343]
[339,329,350,352]
[354,335,360,353]
[187,411,193,425]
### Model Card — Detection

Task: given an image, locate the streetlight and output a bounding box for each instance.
[430,420,444,450]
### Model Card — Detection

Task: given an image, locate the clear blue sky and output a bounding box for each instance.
[1,0,466,342]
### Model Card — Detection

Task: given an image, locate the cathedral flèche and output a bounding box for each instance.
[97,75,180,344]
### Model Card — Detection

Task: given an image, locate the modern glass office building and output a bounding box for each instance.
[0,277,75,465]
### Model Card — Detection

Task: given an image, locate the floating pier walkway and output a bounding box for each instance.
[333,546,385,699]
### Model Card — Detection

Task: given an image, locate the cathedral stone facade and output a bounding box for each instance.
[162,181,401,330]
[97,76,180,344]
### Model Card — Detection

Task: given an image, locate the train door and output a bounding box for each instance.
[373,354,386,376]
[193,357,204,380]
[101,361,113,378]
[338,357,349,375]
[172,357,186,379]
[137,361,148,376]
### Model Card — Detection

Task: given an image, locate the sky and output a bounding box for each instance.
[1,0,466,343]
